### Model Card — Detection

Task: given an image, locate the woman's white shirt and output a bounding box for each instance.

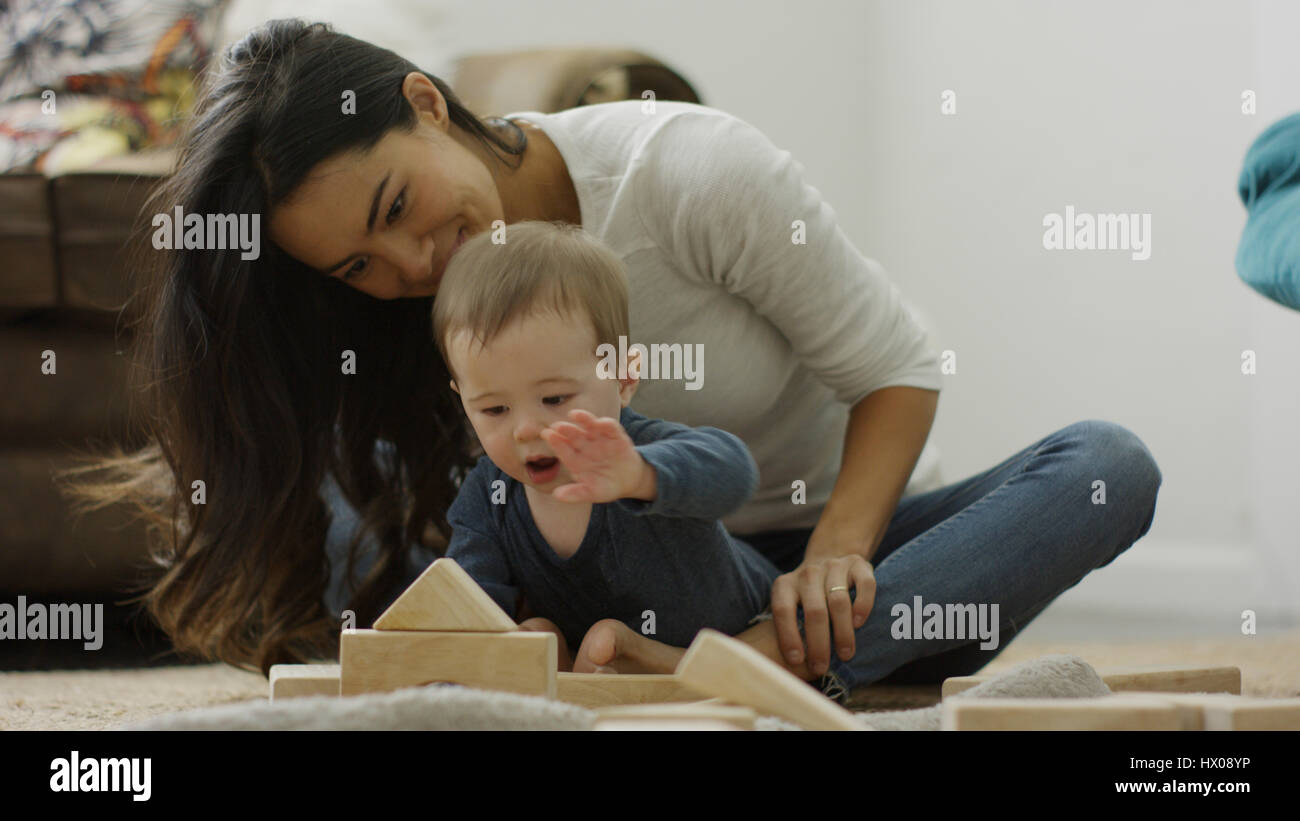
[505,101,944,535]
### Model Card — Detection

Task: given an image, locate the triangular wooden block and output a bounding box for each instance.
[675,629,867,731]
[373,557,517,631]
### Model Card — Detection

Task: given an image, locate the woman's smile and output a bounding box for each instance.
[433,226,468,288]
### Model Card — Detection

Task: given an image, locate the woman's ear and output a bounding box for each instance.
[404,71,446,126]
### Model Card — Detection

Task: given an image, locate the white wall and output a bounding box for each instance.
[219,0,1300,635]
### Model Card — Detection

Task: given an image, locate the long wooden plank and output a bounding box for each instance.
[593,719,744,731]
[1203,696,1300,730]
[373,557,517,632]
[941,665,1241,698]
[594,701,757,730]
[675,629,866,731]
[269,664,341,701]
[340,629,555,698]
[1123,693,1300,731]
[941,695,1185,730]
[555,672,707,708]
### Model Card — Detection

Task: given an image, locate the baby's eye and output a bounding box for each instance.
[481,406,505,416]
[543,395,571,406]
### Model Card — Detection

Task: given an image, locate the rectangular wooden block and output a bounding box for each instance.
[593,701,757,730]
[593,719,744,731]
[555,672,708,708]
[1104,692,1230,730]
[675,629,866,731]
[374,557,517,632]
[1098,665,1241,695]
[1203,696,1300,730]
[269,664,341,701]
[1123,693,1300,731]
[941,665,1242,698]
[339,629,555,698]
[941,696,1185,731]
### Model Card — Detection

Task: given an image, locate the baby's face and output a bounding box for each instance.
[448,309,634,493]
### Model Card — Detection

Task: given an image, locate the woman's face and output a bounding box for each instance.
[269,73,504,300]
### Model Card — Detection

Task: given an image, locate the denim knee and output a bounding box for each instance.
[1063,420,1163,565]
[1067,419,1163,508]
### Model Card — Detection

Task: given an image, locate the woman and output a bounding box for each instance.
[66,19,1162,698]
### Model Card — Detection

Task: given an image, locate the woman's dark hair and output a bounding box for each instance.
[57,19,523,675]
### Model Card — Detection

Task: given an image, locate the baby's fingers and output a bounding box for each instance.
[567,409,624,440]
[549,419,590,439]
[567,409,600,429]
[541,428,581,460]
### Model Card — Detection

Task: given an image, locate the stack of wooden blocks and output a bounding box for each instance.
[269,558,1300,731]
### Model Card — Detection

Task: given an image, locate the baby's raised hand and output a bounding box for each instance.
[539,409,650,504]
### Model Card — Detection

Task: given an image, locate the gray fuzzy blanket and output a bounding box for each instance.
[120,654,1111,731]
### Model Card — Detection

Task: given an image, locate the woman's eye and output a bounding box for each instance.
[341,188,404,283]
[387,188,406,224]
[343,258,368,281]
[543,395,570,406]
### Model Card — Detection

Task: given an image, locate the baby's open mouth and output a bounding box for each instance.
[525,456,559,482]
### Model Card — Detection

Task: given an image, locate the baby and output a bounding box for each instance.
[432,220,780,671]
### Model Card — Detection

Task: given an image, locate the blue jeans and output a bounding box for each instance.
[322,419,1161,699]
[734,418,1163,699]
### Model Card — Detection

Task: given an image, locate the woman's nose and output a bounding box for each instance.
[394,234,436,287]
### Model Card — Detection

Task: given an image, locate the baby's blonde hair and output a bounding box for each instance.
[433,220,630,382]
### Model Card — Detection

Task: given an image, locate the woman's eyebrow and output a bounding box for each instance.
[318,170,392,274]
[364,171,392,234]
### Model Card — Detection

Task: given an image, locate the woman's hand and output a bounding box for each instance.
[771,546,876,678]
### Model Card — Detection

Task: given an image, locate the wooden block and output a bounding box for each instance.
[1123,693,1300,731]
[373,557,517,632]
[941,665,1242,698]
[555,672,707,708]
[593,719,743,731]
[340,629,555,698]
[269,664,340,701]
[941,695,1185,730]
[1099,665,1241,695]
[675,629,866,731]
[593,701,757,730]
[1107,692,1231,730]
[1203,696,1300,730]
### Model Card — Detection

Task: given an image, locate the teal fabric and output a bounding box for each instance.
[1237,111,1300,312]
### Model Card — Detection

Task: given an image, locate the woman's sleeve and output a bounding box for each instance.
[631,109,942,405]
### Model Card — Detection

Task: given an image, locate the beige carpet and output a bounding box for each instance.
[4,630,1298,730]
